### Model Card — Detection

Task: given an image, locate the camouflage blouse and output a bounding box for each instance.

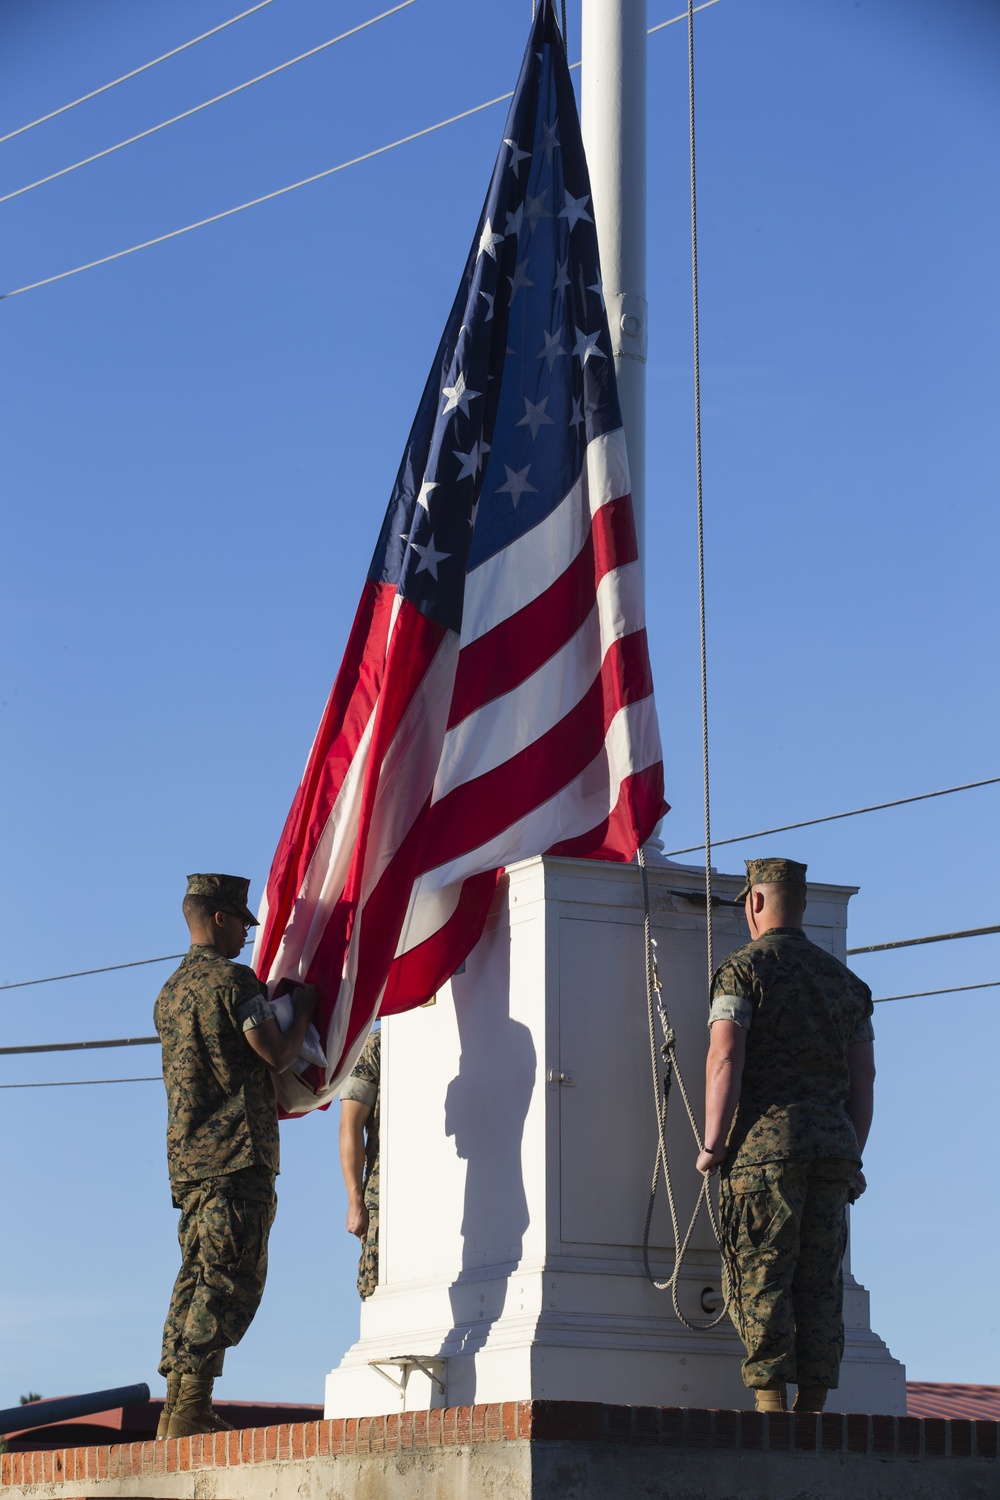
[709,927,874,1166]
[155,944,279,1187]
[340,1028,380,1211]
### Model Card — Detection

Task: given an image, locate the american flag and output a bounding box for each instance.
[252,0,666,1114]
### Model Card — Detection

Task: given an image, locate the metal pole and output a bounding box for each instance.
[581,0,648,574]
[0,1384,150,1436]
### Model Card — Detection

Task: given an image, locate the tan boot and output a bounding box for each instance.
[754,1384,787,1412]
[155,1374,182,1439]
[165,1374,234,1438]
[793,1385,828,1412]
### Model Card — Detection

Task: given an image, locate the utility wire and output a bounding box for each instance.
[664,775,1000,857]
[0,955,184,992]
[0,2,724,302]
[0,1077,161,1090]
[848,924,1000,956]
[0,1,277,146]
[0,1037,158,1057]
[6,975,997,1086]
[873,980,998,1005]
[0,2,420,207]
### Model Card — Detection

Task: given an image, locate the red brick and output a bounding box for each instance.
[358,1416,372,1454]
[923,1418,946,1457]
[607,1403,634,1442]
[442,1406,458,1445]
[974,1421,998,1460]
[820,1412,845,1452]
[740,1411,765,1450]
[279,1422,293,1461]
[266,1424,279,1460]
[516,1401,533,1440]
[97,1445,110,1479]
[327,1417,343,1455]
[713,1409,739,1449]
[768,1412,792,1452]
[427,1406,444,1446]
[54,1448,65,1478]
[897,1416,921,1456]
[871,1414,895,1454]
[456,1406,471,1445]
[471,1404,487,1443]
[792,1412,818,1451]
[371,1414,387,1452]
[484,1404,501,1442]
[949,1419,972,1458]
[633,1405,660,1441]
[344,1416,358,1455]
[688,1409,713,1448]
[414,1408,429,1447]
[846,1413,869,1454]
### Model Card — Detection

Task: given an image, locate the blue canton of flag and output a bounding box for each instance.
[254,0,666,1115]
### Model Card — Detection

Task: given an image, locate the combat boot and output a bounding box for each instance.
[793,1385,827,1412]
[753,1384,787,1412]
[155,1373,182,1439]
[165,1374,234,1438]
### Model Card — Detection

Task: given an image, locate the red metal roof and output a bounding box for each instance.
[906,1382,1000,1420]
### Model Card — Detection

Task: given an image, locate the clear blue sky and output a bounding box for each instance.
[1,0,998,1406]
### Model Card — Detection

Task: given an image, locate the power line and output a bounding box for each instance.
[873,980,998,1005]
[0,1077,161,1090]
[847,924,1000,956]
[0,1,277,146]
[664,775,1000,857]
[0,1,420,207]
[0,1037,158,1057]
[6,974,997,1085]
[0,2,724,302]
[0,954,184,992]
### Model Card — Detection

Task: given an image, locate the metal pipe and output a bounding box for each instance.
[0,1383,150,1435]
[581,0,648,574]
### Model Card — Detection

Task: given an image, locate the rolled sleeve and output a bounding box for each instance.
[708,992,753,1030]
[236,993,271,1033]
[341,1075,377,1107]
[851,1013,875,1044]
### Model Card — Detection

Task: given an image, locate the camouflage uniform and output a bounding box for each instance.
[711,903,874,1392]
[340,1030,380,1300]
[155,943,278,1377]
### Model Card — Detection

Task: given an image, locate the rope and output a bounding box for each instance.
[686,0,715,989]
[665,775,1000,856]
[637,850,730,1328]
[0,2,420,207]
[0,1037,158,1057]
[0,1,277,145]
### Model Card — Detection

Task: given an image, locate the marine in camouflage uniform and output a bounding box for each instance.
[155,876,279,1382]
[698,858,875,1409]
[339,1030,380,1299]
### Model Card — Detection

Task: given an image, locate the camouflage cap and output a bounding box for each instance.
[735,857,807,902]
[185,872,259,926]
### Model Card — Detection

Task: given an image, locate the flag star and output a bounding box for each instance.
[442,370,482,416]
[537,327,567,371]
[453,438,489,481]
[560,190,593,232]
[541,119,560,162]
[505,202,524,238]
[525,191,552,232]
[553,258,571,294]
[479,289,495,322]
[477,216,504,261]
[497,463,538,509]
[504,138,531,179]
[409,534,450,580]
[588,272,606,309]
[517,395,556,440]
[569,395,585,431]
[573,326,606,365]
[415,480,439,512]
[508,258,534,302]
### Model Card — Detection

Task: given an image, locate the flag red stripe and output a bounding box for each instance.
[546,767,669,860]
[449,494,638,728]
[380,870,501,1014]
[255,580,393,980]
[423,628,654,871]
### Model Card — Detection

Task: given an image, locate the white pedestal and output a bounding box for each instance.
[326,855,905,1416]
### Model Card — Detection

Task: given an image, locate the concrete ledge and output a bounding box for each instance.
[2,1400,997,1499]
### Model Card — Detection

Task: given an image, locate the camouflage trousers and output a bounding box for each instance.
[159,1169,276,1378]
[720,1158,856,1390]
[357,1196,379,1300]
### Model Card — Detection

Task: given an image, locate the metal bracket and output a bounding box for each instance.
[367,1355,447,1401]
[547,1069,576,1087]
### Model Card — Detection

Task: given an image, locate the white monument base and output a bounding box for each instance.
[326,855,905,1417]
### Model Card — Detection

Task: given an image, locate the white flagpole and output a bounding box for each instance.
[581,0,648,576]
